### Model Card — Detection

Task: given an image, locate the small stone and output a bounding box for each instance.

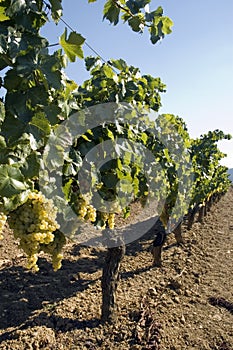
[212,314,222,321]
[167,298,174,304]
[148,287,157,296]
[169,279,182,290]
[185,289,191,297]
[174,296,180,303]
[180,314,186,324]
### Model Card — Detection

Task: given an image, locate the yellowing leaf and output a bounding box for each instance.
[0,6,9,21]
[59,28,85,62]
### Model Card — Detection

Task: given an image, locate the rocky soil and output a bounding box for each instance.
[0,188,233,349]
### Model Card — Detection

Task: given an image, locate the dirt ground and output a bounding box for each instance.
[0,188,233,350]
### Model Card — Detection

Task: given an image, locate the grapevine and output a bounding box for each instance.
[0,0,232,324]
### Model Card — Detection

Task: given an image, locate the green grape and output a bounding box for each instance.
[73,195,98,224]
[99,212,109,229]
[108,213,115,229]
[26,254,39,272]
[52,253,63,271]
[74,197,87,219]
[41,230,66,271]
[85,205,97,222]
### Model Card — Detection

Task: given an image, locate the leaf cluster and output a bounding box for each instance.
[190,130,232,206]
[90,0,173,44]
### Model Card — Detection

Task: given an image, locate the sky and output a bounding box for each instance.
[14,1,233,166]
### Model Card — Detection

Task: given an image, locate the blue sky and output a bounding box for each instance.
[29,1,233,167]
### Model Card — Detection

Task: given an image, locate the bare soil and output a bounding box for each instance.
[0,188,233,349]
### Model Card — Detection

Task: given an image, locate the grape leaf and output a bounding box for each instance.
[103,0,120,25]
[161,17,173,35]
[59,28,85,62]
[109,58,127,71]
[29,112,51,135]
[0,165,28,197]
[102,64,114,79]
[48,0,63,22]
[21,152,40,180]
[128,14,144,32]
[0,6,9,21]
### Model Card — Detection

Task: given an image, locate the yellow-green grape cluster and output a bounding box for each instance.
[108,213,115,229]
[85,204,97,222]
[98,212,115,229]
[8,191,62,271]
[74,196,96,223]
[0,212,7,240]
[76,197,87,219]
[99,212,109,229]
[41,230,66,271]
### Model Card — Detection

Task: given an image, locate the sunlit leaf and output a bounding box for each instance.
[0,6,9,21]
[59,28,85,62]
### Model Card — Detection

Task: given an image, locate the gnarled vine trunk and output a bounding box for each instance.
[101,243,125,323]
[198,205,205,223]
[152,218,167,267]
[173,221,183,244]
[187,205,199,230]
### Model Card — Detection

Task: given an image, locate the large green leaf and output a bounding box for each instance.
[0,164,28,197]
[1,114,27,142]
[40,55,63,90]
[102,64,115,79]
[21,152,40,179]
[103,0,120,25]
[161,17,173,35]
[125,0,140,15]
[85,56,100,71]
[6,0,27,16]
[3,190,30,212]
[59,28,85,62]
[44,104,61,126]
[29,112,51,135]
[48,0,62,22]
[128,14,144,32]
[109,58,127,71]
[4,69,23,91]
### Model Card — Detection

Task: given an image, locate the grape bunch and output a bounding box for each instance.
[74,196,97,223]
[73,195,115,229]
[0,212,7,240]
[41,230,66,271]
[108,213,115,229]
[97,212,115,229]
[8,191,65,271]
